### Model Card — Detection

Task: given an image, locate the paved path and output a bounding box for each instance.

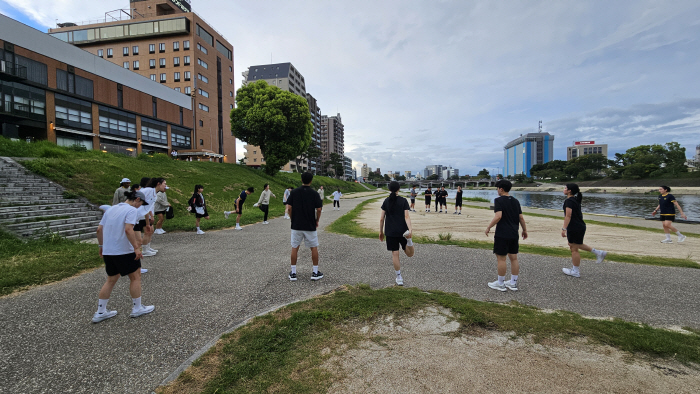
[2,197,700,394]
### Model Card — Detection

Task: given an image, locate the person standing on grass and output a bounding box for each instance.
[153,183,170,235]
[253,184,276,224]
[332,187,342,210]
[189,185,209,234]
[92,190,154,323]
[561,183,608,278]
[283,186,293,219]
[454,185,463,214]
[485,180,527,291]
[112,178,131,205]
[379,181,415,286]
[287,172,324,281]
[317,185,325,212]
[225,187,254,230]
[410,186,418,212]
[424,186,433,212]
[652,185,687,243]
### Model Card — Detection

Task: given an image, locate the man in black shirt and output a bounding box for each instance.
[485,180,527,291]
[424,187,432,212]
[286,172,324,281]
[380,181,414,285]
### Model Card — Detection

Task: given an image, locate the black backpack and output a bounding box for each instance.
[165,206,175,219]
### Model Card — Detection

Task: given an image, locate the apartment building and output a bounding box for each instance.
[49,0,235,162]
[321,113,344,173]
[1,14,192,156]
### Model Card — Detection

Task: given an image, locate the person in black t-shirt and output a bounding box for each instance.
[651,185,687,243]
[224,187,254,230]
[439,186,448,213]
[485,180,527,291]
[453,185,463,214]
[424,187,433,212]
[435,187,441,212]
[286,172,324,281]
[561,184,607,278]
[380,181,414,286]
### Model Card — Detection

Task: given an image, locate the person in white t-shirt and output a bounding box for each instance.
[92,190,155,323]
[136,177,160,258]
[332,188,342,210]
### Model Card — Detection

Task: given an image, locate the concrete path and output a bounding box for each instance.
[1,197,699,394]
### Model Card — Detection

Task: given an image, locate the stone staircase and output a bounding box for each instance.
[0,157,103,240]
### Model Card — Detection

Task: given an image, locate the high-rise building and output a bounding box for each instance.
[321,113,344,173]
[404,171,412,179]
[1,13,192,156]
[306,93,322,174]
[504,132,554,177]
[442,167,459,179]
[49,0,235,162]
[567,141,607,161]
[424,165,443,178]
[361,163,371,178]
[343,156,353,181]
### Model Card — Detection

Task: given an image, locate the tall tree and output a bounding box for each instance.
[477,168,490,178]
[296,145,322,173]
[327,152,344,178]
[230,80,313,176]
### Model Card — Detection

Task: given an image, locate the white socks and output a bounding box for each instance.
[291,265,297,274]
[511,275,518,284]
[197,227,201,231]
[313,266,319,274]
[571,266,580,273]
[666,234,672,240]
[406,238,414,247]
[97,299,109,313]
[395,270,401,276]
[497,275,505,285]
[677,231,683,236]
[132,297,142,310]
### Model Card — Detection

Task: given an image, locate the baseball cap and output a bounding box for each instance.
[121,178,131,183]
[133,190,149,205]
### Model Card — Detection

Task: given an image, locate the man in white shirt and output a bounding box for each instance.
[92,190,155,323]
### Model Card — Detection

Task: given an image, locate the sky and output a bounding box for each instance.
[2,0,700,176]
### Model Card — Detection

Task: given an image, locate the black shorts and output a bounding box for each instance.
[410,198,415,204]
[155,210,166,216]
[133,219,147,232]
[236,205,244,215]
[425,197,431,204]
[440,199,447,206]
[195,208,209,219]
[103,253,141,277]
[455,200,463,207]
[567,229,586,245]
[493,236,519,256]
[386,236,408,252]
[661,215,676,222]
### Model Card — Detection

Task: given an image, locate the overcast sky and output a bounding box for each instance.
[2,0,700,176]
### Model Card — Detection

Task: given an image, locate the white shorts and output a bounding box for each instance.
[291,230,319,248]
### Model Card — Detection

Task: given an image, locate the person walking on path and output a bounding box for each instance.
[424,187,433,212]
[286,172,324,281]
[561,183,608,278]
[379,181,415,286]
[439,186,448,213]
[253,184,276,224]
[189,185,209,234]
[317,186,325,212]
[410,186,418,212]
[112,178,131,205]
[454,185,463,214]
[225,187,254,230]
[485,180,527,291]
[153,184,170,235]
[92,190,154,323]
[283,186,293,219]
[140,178,165,257]
[332,187,342,210]
[651,185,687,243]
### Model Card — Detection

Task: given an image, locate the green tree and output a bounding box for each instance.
[326,152,344,178]
[397,175,407,181]
[383,174,391,181]
[295,145,322,173]
[427,174,439,180]
[477,168,490,178]
[230,80,313,176]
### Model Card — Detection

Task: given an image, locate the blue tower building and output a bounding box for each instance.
[503,132,554,177]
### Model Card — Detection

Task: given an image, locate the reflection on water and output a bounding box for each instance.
[402,188,700,219]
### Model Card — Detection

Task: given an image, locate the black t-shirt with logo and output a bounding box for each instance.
[494,195,522,239]
[381,196,410,237]
[658,193,676,216]
[424,189,432,200]
[563,197,586,231]
[287,186,323,231]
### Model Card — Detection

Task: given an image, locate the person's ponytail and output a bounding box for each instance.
[388,181,400,210]
[566,183,582,204]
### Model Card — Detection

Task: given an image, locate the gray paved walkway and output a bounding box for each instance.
[2,197,699,394]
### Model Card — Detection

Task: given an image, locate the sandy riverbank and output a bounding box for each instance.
[356,200,700,263]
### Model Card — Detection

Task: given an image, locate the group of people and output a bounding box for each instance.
[410,185,464,214]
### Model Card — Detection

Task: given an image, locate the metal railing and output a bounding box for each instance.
[0,60,28,80]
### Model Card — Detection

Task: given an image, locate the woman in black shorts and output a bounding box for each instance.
[561,184,607,278]
[453,185,463,214]
[379,181,415,286]
[651,185,687,243]
[189,184,209,234]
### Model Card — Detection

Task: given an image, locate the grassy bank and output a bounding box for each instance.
[156,285,700,394]
[327,200,700,269]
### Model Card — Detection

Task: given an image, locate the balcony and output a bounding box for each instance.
[0,60,28,82]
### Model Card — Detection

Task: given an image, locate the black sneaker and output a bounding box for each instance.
[311,271,324,280]
[288,272,297,281]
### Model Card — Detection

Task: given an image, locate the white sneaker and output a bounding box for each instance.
[678,234,687,243]
[488,281,507,292]
[235,225,242,230]
[140,268,148,273]
[395,275,404,286]
[661,239,673,243]
[142,250,156,257]
[595,250,607,264]
[504,281,518,291]
[224,211,231,219]
[154,229,164,235]
[130,305,155,318]
[562,268,580,278]
[196,229,205,235]
[263,221,269,224]
[91,310,117,323]
[147,247,158,253]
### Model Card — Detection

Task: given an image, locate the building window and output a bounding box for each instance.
[184,71,191,81]
[197,58,208,69]
[123,61,129,69]
[199,139,203,146]
[253,150,257,154]
[150,74,156,81]
[197,43,208,54]
[159,43,165,53]
[149,59,156,69]
[172,125,191,148]
[173,41,180,51]
[107,48,113,58]
[229,79,233,84]
[253,158,257,162]
[229,91,233,97]
[196,24,214,46]
[117,86,123,108]
[198,74,208,83]
[183,40,190,50]
[152,98,157,117]
[229,66,232,72]
[133,60,140,70]
[216,40,232,60]
[174,87,181,92]
[198,103,209,112]
[179,107,183,125]
[230,104,233,109]
[199,120,203,126]
[97,49,103,58]
[55,94,92,131]
[174,72,180,82]
[99,106,136,138]
[142,118,168,145]
[159,58,166,68]
[184,86,191,94]
[123,47,129,56]
[184,56,190,66]
[132,46,139,55]
[198,88,209,98]
[160,73,166,83]
[173,57,180,67]
[56,69,94,99]
[149,44,155,54]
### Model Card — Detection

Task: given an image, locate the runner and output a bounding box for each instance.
[410,186,418,212]
[561,183,608,278]
[253,183,276,224]
[225,187,254,230]
[332,187,342,210]
[379,181,415,286]
[439,186,448,213]
[153,183,170,235]
[283,186,293,219]
[92,190,154,323]
[454,185,463,214]
[485,180,527,291]
[286,172,324,281]
[317,185,325,212]
[189,185,209,234]
[651,186,688,243]
[112,178,131,205]
[424,186,433,212]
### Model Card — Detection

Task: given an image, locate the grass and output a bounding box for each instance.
[327,200,700,269]
[0,230,103,296]
[464,196,490,203]
[156,285,700,394]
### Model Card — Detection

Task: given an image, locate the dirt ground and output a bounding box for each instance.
[325,306,700,393]
[356,200,700,263]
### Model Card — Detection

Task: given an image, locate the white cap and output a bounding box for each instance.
[120,178,131,183]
